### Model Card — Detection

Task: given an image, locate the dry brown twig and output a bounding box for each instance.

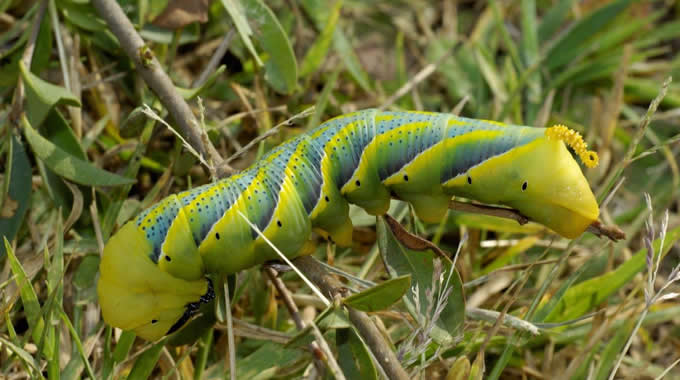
[263,266,335,377]
[91,0,223,167]
[293,255,410,380]
[449,199,625,242]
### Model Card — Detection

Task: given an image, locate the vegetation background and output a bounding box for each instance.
[1,0,680,379]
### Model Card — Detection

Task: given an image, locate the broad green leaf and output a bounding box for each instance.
[343,275,411,312]
[126,341,164,380]
[243,0,298,94]
[21,115,135,186]
[112,331,136,364]
[299,0,343,78]
[41,110,86,159]
[139,23,200,44]
[300,0,372,92]
[544,0,634,70]
[58,0,106,32]
[19,61,81,127]
[0,135,32,258]
[234,341,303,380]
[316,307,351,330]
[377,216,465,345]
[545,225,680,322]
[38,110,88,212]
[537,0,576,43]
[337,328,378,380]
[221,0,263,66]
[284,325,314,349]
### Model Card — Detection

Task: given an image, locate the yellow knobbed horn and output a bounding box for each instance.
[546,124,599,168]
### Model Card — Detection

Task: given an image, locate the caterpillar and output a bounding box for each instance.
[98,109,599,340]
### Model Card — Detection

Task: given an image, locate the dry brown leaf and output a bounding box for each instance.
[152,0,211,29]
[383,214,450,260]
[1,195,18,218]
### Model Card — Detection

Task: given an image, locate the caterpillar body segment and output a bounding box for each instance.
[98,109,599,340]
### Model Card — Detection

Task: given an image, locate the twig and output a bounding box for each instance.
[265,267,307,330]
[307,322,347,380]
[91,0,222,166]
[466,307,539,335]
[293,256,410,380]
[214,317,291,343]
[449,199,529,225]
[221,106,315,166]
[264,267,329,376]
[141,105,211,170]
[463,259,560,288]
[193,29,235,88]
[449,199,626,242]
[586,221,626,242]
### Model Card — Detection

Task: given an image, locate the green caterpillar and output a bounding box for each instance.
[98,109,599,340]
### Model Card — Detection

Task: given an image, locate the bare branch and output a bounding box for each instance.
[91,0,222,166]
[449,199,626,242]
[264,266,331,377]
[449,199,529,225]
[293,256,410,380]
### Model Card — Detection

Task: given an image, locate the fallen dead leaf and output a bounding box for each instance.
[152,0,211,29]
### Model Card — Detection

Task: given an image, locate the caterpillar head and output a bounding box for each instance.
[97,222,213,341]
[503,126,599,238]
[455,125,600,238]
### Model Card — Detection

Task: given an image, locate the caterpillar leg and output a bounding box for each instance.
[399,193,451,223]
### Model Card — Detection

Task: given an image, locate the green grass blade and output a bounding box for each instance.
[220,0,262,66]
[546,225,680,322]
[243,0,298,94]
[300,0,343,78]
[21,115,136,187]
[544,0,634,70]
[4,238,49,357]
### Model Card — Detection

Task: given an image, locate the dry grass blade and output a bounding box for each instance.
[237,210,330,306]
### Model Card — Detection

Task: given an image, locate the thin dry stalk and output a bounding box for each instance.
[91,0,223,166]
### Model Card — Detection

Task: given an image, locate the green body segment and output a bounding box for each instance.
[98,109,599,340]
